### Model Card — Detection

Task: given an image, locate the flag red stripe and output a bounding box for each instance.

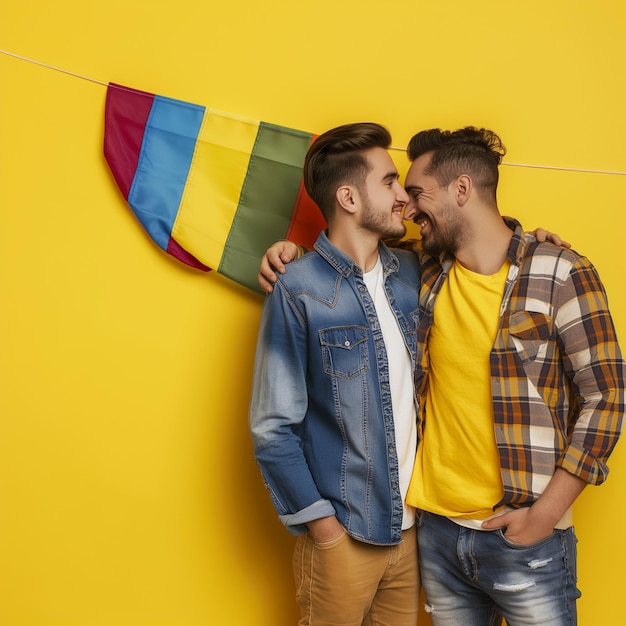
[285,179,326,250]
[285,136,326,249]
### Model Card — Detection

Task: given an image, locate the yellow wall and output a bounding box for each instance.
[1,1,624,624]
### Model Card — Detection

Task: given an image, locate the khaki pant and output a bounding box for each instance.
[293,527,419,626]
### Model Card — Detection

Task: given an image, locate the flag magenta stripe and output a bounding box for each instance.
[127,95,205,251]
[104,83,155,200]
[166,238,210,271]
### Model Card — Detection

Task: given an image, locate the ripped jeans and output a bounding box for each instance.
[416,511,581,626]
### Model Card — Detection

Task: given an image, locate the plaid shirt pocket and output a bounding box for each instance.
[508,311,553,363]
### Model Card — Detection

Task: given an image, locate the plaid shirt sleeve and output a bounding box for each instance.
[496,239,625,499]
[552,253,625,484]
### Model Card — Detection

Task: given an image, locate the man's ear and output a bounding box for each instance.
[336,185,359,215]
[454,174,472,207]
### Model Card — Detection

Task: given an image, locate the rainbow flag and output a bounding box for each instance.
[104,83,326,292]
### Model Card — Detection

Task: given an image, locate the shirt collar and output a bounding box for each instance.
[434,216,527,271]
[502,216,528,268]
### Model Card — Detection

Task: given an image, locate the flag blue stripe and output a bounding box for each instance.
[127,96,205,250]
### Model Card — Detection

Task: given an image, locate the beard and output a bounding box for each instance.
[360,198,407,240]
[420,206,466,258]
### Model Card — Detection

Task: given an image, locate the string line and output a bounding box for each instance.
[1,48,108,86]
[2,49,625,177]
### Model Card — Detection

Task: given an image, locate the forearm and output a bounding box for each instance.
[530,468,586,528]
[482,468,586,541]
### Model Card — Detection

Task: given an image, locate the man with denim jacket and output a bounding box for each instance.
[249,123,421,625]
[401,127,624,626]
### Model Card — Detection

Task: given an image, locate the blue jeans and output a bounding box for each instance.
[417,511,581,626]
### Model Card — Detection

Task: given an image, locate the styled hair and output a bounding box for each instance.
[303,122,392,221]
[407,127,506,201]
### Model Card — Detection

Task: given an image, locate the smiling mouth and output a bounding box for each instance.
[392,203,407,218]
[415,212,430,229]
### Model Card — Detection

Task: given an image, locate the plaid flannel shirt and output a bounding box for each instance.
[416,218,625,506]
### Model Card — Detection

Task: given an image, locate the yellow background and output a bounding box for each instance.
[1,1,624,624]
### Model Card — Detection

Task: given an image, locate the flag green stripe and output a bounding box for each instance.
[218,122,314,292]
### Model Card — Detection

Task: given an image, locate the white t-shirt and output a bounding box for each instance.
[363,257,417,529]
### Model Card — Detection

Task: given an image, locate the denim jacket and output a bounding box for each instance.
[249,231,420,545]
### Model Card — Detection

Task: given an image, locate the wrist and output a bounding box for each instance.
[528,501,561,531]
[307,516,342,543]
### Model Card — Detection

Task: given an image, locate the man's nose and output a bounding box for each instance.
[396,183,409,204]
[403,202,417,221]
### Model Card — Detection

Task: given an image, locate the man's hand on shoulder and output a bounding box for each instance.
[530,228,571,249]
[258,240,301,293]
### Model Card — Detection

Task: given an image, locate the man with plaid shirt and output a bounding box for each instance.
[403,127,624,626]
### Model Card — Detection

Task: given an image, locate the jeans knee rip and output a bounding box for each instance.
[493,580,536,592]
[491,556,552,592]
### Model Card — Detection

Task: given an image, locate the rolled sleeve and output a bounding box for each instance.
[279,500,337,535]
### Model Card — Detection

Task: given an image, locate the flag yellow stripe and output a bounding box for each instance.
[171,110,260,269]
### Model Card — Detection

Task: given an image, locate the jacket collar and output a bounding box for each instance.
[313,230,399,278]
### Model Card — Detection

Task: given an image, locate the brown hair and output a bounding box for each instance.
[407,127,506,201]
[303,122,392,221]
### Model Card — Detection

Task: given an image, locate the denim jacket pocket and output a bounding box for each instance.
[319,326,370,379]
[508,311,553,364]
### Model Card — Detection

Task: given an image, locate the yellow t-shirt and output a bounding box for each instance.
[407,259,509,519]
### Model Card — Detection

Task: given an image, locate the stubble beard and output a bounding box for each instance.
[361,199,407,241]
[421,207,465,258]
